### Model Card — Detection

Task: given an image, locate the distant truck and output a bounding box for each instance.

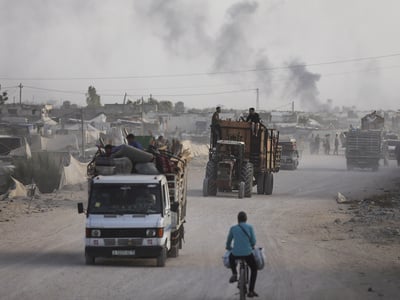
[78,144,188,267]
[279,138,299,170]
[203,120,280,197]
[345,111,384,171]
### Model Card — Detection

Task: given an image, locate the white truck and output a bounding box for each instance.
[77,146,188,267]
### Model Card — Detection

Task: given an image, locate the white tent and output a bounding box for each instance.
[9,138,32,159]
[8,177,27,198]
[58,155,88,189]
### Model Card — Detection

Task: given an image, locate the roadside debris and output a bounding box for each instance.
[334,190,400,244]
[336,192,352,204]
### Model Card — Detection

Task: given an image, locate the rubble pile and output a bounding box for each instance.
[338,192,400,243]
[0,187,84,222]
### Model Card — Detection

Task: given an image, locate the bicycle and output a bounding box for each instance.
[237,258,250,300]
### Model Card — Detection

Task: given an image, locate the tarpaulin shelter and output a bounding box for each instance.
[59,154,88,189]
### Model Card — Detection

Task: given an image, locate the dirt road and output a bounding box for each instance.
[0,154,399,299]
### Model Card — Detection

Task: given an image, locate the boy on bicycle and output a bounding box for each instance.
[226,211,259,298]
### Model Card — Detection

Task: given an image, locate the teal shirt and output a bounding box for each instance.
[226,222,256,256]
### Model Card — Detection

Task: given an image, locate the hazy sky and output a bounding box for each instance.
[1,0,400,111]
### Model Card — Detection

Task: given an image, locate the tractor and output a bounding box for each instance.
[203,120,280,198]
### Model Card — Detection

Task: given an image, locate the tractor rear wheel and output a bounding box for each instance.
[241,162,254,198]
[256,173,265,194]
[264,172,274,195]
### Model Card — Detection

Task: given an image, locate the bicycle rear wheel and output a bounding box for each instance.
[239,266,246,300]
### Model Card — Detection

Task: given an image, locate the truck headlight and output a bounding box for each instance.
[146,228,164,237]
[86,228,101,237]
[146,229,156,237]
[91,229,101,237]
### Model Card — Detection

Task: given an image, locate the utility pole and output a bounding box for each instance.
[256,88,259,110]
[81,108,85,160]
[292,101,294,113]
[123,92,127,105]
[18,83,23,106]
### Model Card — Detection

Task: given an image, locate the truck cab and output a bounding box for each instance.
[78,174,179,266]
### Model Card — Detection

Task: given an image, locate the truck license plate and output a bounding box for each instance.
[112,250,135,256]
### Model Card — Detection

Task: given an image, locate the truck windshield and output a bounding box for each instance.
[280,143,295,152]
[88,184,162,215]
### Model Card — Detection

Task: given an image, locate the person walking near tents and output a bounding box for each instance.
[333,134,339,155]
[315,134,320,154]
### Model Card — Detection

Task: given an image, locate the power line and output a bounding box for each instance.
[17,63,400,99]
[0,85,18,89]
[124,88,256,98]
[24,85,86,95]
[1,52,400,81]
[271,102,293,110]
[23,85,256,98]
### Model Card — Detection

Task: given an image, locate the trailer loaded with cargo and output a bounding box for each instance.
[203,119,280,198]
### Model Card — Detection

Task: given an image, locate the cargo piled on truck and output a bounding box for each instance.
[203,119,280,198]
[77,139,189,267]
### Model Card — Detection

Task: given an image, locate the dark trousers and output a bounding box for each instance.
[229,253,258,292]
[211,125,221,147]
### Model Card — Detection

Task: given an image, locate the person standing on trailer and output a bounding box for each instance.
[211,106,222,147]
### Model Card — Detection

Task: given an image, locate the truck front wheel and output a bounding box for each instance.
[157,247,167,267]
[85,254,95,265]
[168,242,179,258]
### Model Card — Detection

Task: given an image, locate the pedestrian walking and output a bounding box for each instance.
[333,134,339,155]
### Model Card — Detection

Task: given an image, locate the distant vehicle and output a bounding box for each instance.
[279,138,299,170]
[203,119,280,197]
[345,111,384,171]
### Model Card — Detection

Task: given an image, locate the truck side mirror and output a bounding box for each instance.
[171,202,179,212]
[77,202,84,214]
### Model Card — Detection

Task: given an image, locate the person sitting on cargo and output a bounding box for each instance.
[246,107,260,123]
[146,137,159,154]
[126,133,144,150]
[103,144,113,157]
[156,135,169,150]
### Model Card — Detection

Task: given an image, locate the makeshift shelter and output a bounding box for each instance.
[8,177,27,198]
[59,154,88,189]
